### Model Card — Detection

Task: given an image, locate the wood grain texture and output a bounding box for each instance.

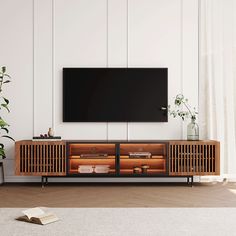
[15,141,66,176]
[0,182,235,208]
[169,141,220,176]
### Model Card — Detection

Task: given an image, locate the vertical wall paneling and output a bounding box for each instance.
[182,0,199,138]
[128,0,183,140]
[107,0,128,66]
[34,0,53,135]
[107,0,128,140]
[54,0,108,140]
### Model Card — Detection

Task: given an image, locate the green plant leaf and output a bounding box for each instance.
[2,67,6,73]
[0,145,6,158]
[3,74,11,78]
[3,97,9,105]
[0,118,9,127]
[2,135,15,141]
[1,104,10,112]
[0,148,6,158]
[1,127,9,133]
[3,80,11,84]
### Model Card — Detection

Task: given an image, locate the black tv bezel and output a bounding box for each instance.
[63,67,168,122]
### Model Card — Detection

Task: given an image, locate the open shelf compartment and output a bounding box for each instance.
[119,143,167,176]
[68,143,117,175]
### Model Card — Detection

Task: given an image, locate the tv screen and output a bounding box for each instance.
[63,68,168,122]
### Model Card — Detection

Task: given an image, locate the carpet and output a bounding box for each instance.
[0,208,236,236]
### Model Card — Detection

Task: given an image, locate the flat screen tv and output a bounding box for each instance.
[63,68,168,122]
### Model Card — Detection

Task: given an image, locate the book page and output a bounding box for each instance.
[38,213,59,225]
[22,207,45,219]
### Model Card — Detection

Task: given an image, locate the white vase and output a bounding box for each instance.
[48,128,54,137]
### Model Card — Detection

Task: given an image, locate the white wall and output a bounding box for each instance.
[0,0,198,182]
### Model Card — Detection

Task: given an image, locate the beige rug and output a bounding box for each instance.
[0,208,235,236]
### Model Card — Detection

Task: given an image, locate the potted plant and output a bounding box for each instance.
[0,66,14,159]
[168,94,199,140]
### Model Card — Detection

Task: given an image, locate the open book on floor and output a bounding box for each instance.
[16,207,59,225]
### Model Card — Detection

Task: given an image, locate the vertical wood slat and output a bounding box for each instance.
[27,145,30,173]
[61,145,63,173]
[179,145,183,173]
[51,145,53,173]
[59,145,61,173]
[56,145,58,173]
[64,145,66,173]
[177,145,180,172]
[171,145,173,173]
[44,145,46,173]
[190,145,192,174]
[202,144,204,172]
[30,145,33,173]
[174,145,176,173]
[169,141,220,176]
[184,145,186,173]
[192,145,195,173]
[20,145,22,173]
[57,145,59,173]
[196,145,199,173]
[49,145,51,173]
[24,145,27,173]
[199,145,202,173]
[212,145,214,173]
[36,145,38,173]
[33,144,36,173]
[15,141,66,176]
[39,145,42,173]
[209,145,211,173]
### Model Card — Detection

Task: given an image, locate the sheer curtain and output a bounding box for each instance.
[199,0,236,180]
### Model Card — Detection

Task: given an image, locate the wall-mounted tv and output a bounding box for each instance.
[63,68,168,122]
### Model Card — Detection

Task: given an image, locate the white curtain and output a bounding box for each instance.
[199,0,236,180]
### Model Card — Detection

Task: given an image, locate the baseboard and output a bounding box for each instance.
[200,175,236,183]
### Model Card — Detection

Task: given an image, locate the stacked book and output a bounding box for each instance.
[32,136,62,141]
[80,153,108,158]
[129,152,152,158]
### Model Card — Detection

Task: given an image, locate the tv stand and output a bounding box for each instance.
[15,140,220,187]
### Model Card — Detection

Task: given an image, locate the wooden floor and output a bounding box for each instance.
[1,182,236,208]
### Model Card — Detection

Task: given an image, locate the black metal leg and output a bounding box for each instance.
[187,177,189,185]
[191,176,194,187]
[42,176,49,187]
[41,176,45,188]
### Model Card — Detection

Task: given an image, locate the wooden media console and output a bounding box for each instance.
[15,140,220,186]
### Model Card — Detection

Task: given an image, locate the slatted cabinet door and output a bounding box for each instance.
[169,141,220,176]
[15,141,66,176]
